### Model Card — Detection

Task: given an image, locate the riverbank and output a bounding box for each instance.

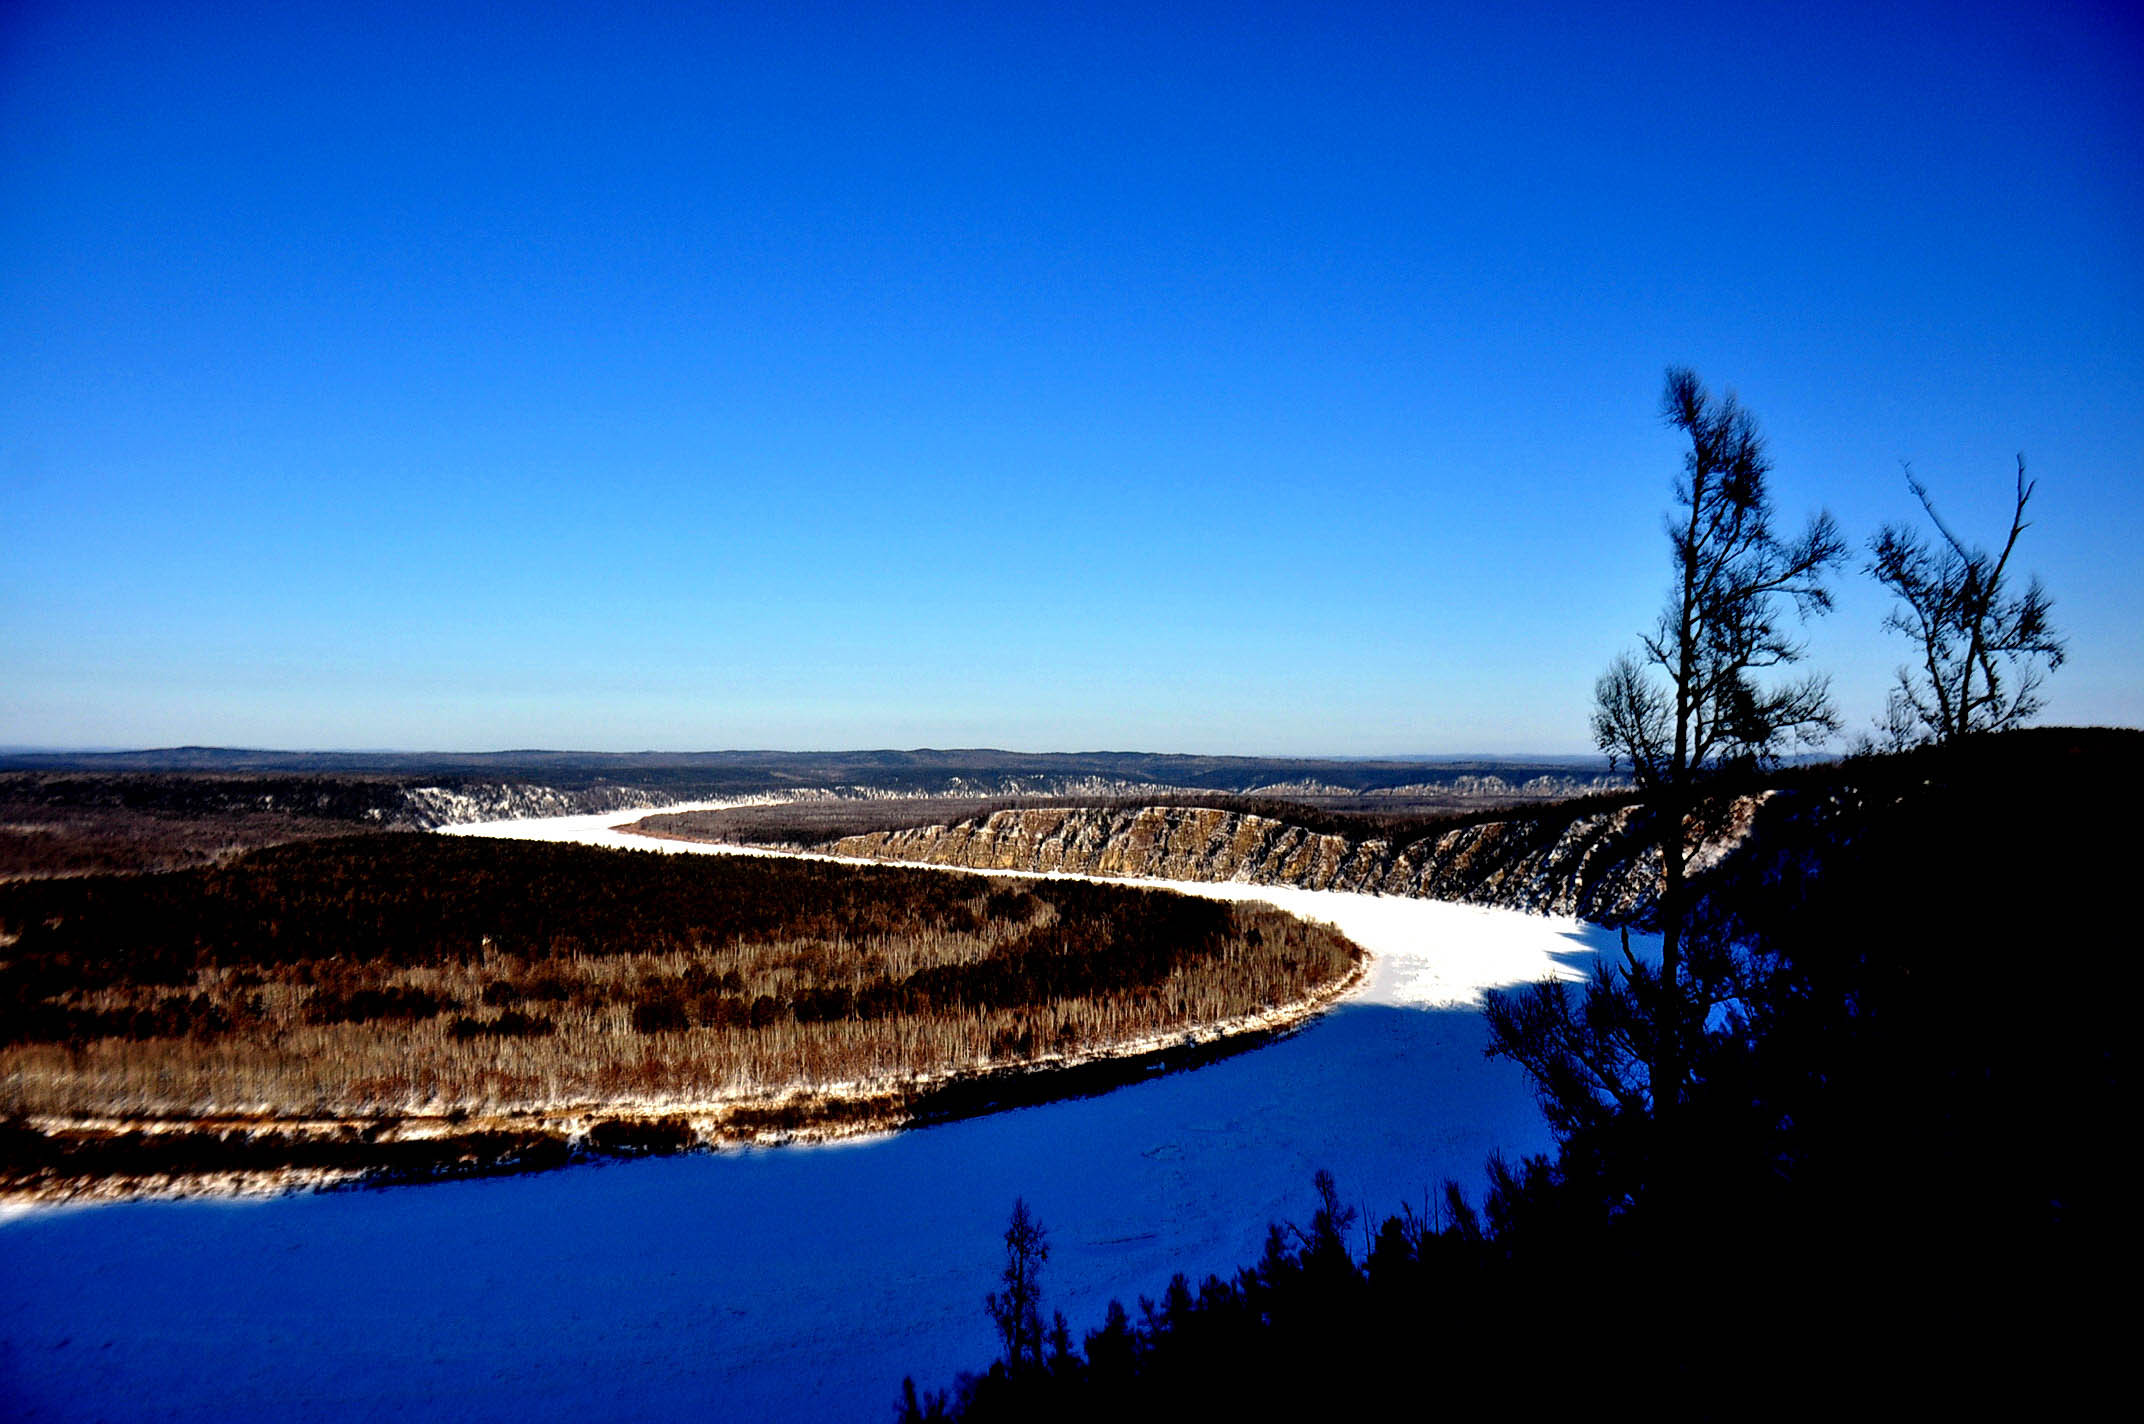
[2,945,1364,1209]
[1,818,1366,1208]
[2,874,1621,1422]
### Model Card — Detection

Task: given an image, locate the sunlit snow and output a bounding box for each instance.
[2,806,1647,1421]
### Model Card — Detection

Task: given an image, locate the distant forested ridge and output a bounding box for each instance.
[1,748,1624,879]
[0,745,1619,799]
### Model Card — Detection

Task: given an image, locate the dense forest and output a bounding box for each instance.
[0,772,404,877]
[0,838,1357,1193]
[898,729,2134,1417]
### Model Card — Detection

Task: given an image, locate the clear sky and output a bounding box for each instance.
[3,1,2139,756]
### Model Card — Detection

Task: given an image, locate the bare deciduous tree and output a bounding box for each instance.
[1868,457,2064,746]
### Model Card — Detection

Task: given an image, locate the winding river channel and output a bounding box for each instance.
[1,807,1642,1421]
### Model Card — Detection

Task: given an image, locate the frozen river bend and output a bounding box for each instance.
[2,807,1642,1421]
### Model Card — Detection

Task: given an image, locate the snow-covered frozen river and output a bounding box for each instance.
[1,806,1640,1421]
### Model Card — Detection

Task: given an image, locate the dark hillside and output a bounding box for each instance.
[0,772,404,878]
[899,728,2139,1419]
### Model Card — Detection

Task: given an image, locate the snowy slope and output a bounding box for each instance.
[0,807,1643,1421]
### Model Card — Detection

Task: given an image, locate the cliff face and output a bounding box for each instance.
[397,783,672,829]
[826,800,1766,924]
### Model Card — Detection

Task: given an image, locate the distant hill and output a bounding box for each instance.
[0,746,1621,878]
[0,746,1616,797]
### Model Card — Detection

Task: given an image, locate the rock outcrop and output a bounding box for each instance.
[826,799,1768,924]
[396,783,673,829]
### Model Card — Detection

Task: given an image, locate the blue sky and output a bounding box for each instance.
[3,1,2139,755]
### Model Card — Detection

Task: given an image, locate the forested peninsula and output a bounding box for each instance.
[0,839,1358,1202]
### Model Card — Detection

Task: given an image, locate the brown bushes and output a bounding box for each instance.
[0,838,1360,1123]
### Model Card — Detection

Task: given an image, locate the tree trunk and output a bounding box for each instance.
[1656,791,1685,1120]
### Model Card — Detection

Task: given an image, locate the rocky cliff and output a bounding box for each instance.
[396,783,675,829]
[825,799,1767,924]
